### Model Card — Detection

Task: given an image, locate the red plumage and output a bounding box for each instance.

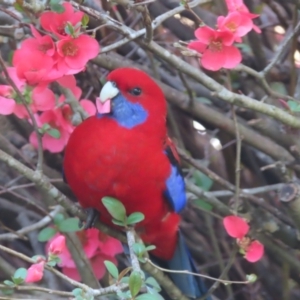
[63,68,180,260]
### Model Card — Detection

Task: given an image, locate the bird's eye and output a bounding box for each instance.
[111,81,117,87]
[129,87,142,96]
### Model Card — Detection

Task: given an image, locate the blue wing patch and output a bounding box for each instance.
[163,149,186,213]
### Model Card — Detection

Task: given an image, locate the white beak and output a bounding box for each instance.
[99,81,119,103]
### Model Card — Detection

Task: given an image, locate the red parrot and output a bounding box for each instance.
[63,68,210,299]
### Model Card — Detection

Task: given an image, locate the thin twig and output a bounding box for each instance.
[232,107,242,214]
[126,228,142,273]
[0,206,63,241]
[261,20,300,77]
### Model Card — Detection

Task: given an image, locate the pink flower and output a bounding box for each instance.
[13,49,55,85]
[40,2,84,39]
[57,75,82,99]
[0,85,55,119]
[223,215,249,239]
[188,26,241,71]
[46,229,123,281]
[56,35,99,74]
[29,98,96,153]
[217,11,253,42]
[244,240,264,263]
[21,25,56,57]
[225,0,261,33]
[0,68,29,118]
[25,261,45,283]
[223,215,264,263]
[48,235,66,255]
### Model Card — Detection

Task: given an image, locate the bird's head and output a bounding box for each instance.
[96,68,167,130]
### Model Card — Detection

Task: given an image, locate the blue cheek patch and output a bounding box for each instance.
[96,94,148,129]
[164,162,187,213]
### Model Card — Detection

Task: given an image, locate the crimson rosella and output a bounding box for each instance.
[63,68,210,299]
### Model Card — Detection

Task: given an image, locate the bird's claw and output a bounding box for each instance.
[80,208,99,229]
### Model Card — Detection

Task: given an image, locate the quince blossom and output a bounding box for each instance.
[25,261,45,283]
[40,2,84,39]
[188,26,241,71]
[217,11,253,42]
[225,0,261,33]
[223,215,264,263]
[56,35,100,74]
[46,229,123,281]
[48,235,66,255]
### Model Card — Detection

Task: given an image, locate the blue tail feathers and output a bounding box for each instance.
[165,231,211,299]
[151,231,211,300]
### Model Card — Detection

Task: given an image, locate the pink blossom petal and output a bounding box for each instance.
[90,254,115,280]
[84,228,103,258]
[100,237,123,257]
[236,17,253,37]
[223,215,249,238]
[0,85,13,97]
[6,67,26,91]
[201,48,227,71]
[32,86,56,111]
[57,75,82,99]
[223,45,242,69]
[14,104,30,118]
[253,24,261,33]
[61,267,81,281]
[42,129,70,153]
[25,262,44,283]
[188,41,207,53]
[96,98,111,114]
[80,99,96,116]
[194,26,215,44]
[48,235,66,255]
[0,97,15,115]
[245,240,264,263]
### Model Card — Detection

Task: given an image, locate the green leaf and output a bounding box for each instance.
[102,197,126,222]
[14,2,24,12]
[145,277,161,292]
[53,213,65,225]
[129,271,143,297]
[132,243,146,256]
[146,287,164,300]
[127,212,145,225]
[65,22,75,36]
[81,14,89,27]
[3,280,14,287]
[104,260,119,279]
[50,0,65,12]
[194,199,213,211]
[12,268,27,284]
[47,128,61,139]
[145,245,156,252]
[287,100,300,112]
[246,274,257,283]
[72,288,83,296]
[32,255,46,262]
[40,123,51,133]
[136,293,159,300]
[193,170,213,191]
[58,218,80,232]
[112,219,126,226]
[38,227,57,242]
[1,288,14,295]
[47,256,61,267]
[270,82,288,95]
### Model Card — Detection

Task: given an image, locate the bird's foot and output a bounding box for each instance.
[80,208,99,229]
